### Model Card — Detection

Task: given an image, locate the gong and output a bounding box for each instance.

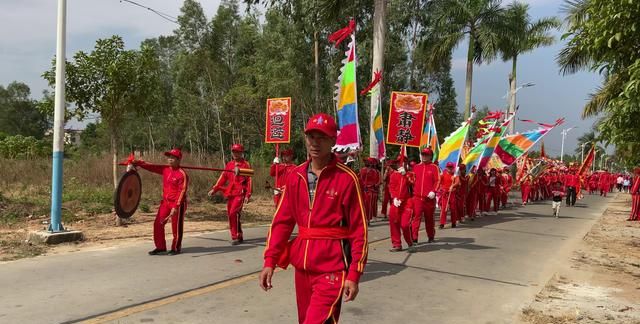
[114,170,142,219]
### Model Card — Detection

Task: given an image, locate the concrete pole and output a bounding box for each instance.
[49,0,67,232]
[369,0,386,158]
[560,130,566,163]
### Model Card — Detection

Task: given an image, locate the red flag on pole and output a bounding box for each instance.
[578,145,595,177]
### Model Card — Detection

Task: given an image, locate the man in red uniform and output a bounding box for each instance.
[128,148,188,255]
[456,164,469,223]
[439,162,459,228]
[467,165,479,219]
[410,148,440,243]
[520,174,532,206]
[598,169,610,197]
[486,168,502,214]
[501,166,513,208]
[563,168,579,206]
[209,144,252,245]
[388,157,414,251]
[380,160,394,218]
[270,148,296,206]
[629,167,640,221]
[260,113,368,324]
[359,158,381,223]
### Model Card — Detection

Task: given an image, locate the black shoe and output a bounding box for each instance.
[413,240,418,244]
[428,238,435,243]
[389,247,402,252]
[167,250,180,256]
[231,240,240,246]
[439,224,444,229]
[452,224,457,228]
[148,249,166,255]
[238,238,244,244]
[407,245,416,253]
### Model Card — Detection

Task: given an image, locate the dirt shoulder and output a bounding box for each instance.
[0,196,275,261]
[522,193,640,324]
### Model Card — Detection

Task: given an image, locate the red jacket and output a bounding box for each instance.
[138,163,188,209]
[388,171,411,200]
[359,167,381,192]
[270,163,296,190]
[263,158,368,283]
[212,159,252,198]
[564,174,579,187]
[412,162,440,197]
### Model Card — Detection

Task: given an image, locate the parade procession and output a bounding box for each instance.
[2,0,640,323]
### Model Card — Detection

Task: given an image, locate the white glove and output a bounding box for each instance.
[398,167,406,175]
[273,189,280,195]
[393,198,402,207]
[427,191,435,199]
[126,164,136,172]
[273,157,280,164]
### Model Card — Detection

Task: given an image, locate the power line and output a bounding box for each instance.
[119,0,179,24]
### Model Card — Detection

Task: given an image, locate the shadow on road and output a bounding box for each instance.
[181,245,254,257]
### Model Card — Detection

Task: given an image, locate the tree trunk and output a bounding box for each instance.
[369,0,387,158]
[508,56,518,134]
[314,30,320,112]
[464,35,475,119]
[111,132,118,189]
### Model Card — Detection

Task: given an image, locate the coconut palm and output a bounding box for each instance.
[424,0,506,119]
[499,1,560,132]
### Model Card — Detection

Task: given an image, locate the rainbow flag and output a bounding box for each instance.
[371,86,386,160]
[463,133,491,172]
[438,116,472,170]
[478,115,515,169]
[419,105,439,161]
[495,127,553,166]
[334,33,361,151]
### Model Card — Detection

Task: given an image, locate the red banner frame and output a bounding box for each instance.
[386,91,427,147]
[265,97,292,143]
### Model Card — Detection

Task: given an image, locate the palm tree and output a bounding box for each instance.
[500,1,560,133]
[425,0,506,119]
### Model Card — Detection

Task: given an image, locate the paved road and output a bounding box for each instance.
[0,194,613,324]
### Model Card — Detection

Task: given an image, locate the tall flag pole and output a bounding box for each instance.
[420,103,440,161]
[330,19,361,152]
[361,71,385,160]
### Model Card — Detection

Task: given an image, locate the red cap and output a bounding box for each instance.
[446,161,454,168]
[164,148,183,160]
[305,113,337,138]
[459,163,466,170]
[281,149,294,156]
[421,148,434,155]
[231,144,244,152]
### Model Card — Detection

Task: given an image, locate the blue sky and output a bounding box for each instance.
[0,0,604,156]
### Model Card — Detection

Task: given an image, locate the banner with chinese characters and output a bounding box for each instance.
[265,97,292,143]
[386,91,427,147]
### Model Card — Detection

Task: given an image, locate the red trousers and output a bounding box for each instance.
[521,186,530,204]
[295,269,345,324]
[410,196,436,241]
[364,191,378,221]
[466,190,477,218]
[478,189,489,213]
[501,189,509,207]
[457,193,467,219]
[486,187,500,212]
[630,194,639,221]
[227,195,245,240]
[381,185,391,216]
[600,187,608,197]
[154,200,186,251]
[439,192,459,225]
[388,202,413,248]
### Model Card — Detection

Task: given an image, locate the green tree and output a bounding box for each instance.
[557,0,640,161]
[499,1,560,132]
[0,82,50,139]
[425,0,505,119]
[43,36,162,188]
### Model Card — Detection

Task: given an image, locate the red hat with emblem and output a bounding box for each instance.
[305,113,337,138]
[164,148,183,160]
[421,147,434,155]
[231,144,244,152]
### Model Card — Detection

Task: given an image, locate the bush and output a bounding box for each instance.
[0,135,49,159]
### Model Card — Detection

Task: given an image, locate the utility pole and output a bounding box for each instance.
[506,82,535,134]
[560,126,576,163]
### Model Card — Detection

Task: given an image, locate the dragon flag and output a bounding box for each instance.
[330,19,361,151]
[495,118,565,166]
[438,114,473,170]
[361,70,385,160]
[420,103,440,161]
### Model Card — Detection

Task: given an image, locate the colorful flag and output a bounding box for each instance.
[371,87,386,160]
[495,127,554,166]
[478,114,515,169]
[265,97,292,143]
[463,133,491,172]
[331,21,360,151]
[419,104,439,161]
[386,91,428,147]
[438,116,472,170]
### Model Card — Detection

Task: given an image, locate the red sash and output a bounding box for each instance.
[276,226,350,269]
